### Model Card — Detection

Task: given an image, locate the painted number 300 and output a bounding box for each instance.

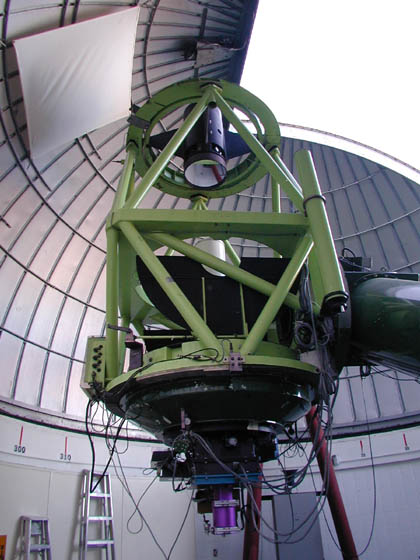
[14,445,26,453]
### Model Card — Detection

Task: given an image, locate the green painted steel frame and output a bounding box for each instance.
[102,80,347,382]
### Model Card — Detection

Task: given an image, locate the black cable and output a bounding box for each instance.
[171,455,178,492]
[116,420,130,454]
[340,248,372,272]
[125,472,159,534]
[105,411,130,456]
[171,456,190,493]
[341,247,357,258]
[372,366,420,383]
[116,451,193,560]
[85,400,97,490]
[91,419,125,493]
[243,464,330,546]
[286,483,295,534]
[343,367,420,383]
[357,377,377,556]
[305,375,377,559]
[189,431,250,485]
[265,408,328,494]
[126,482,168,557]
[167,492,194,560]
[86,399,125,493]
[89,401,106,433]
[111,448,170,558]
[248,379,337,543]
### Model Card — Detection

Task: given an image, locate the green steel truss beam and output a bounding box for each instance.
[119,221,222,354]
[223,240,241,266]
[145,231,302,312]
[240,233,313,355]
[105,227,119,381]
[110,208,309,257]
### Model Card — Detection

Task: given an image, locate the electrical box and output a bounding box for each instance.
[272,492,324,559]
[81,336,106,395]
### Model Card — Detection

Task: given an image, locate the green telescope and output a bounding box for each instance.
[82,80,420,532]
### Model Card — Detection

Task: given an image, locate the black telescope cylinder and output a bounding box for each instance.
[183,103,226,159]
[183,104,227,188]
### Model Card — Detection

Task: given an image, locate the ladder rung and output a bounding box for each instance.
[88,516,113,521]
[87,540,115,547]
[30,544,51,551]
[90,493,111,498]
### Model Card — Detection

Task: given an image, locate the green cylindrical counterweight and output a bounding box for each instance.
[351,276,420,376]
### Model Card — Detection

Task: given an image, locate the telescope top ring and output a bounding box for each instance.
[127,79,281,199]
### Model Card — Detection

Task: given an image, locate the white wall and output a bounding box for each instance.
[0,414,195,560]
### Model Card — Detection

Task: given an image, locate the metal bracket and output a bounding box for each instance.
[107,324,144,369]
[229,352,243,372]
[127,114,150,129]
[302,193,326,216]
[195,41,231,68]
[107,323,131,333]
[127,333,144,370]
[213,499,239,508]
[180,408,192,431]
